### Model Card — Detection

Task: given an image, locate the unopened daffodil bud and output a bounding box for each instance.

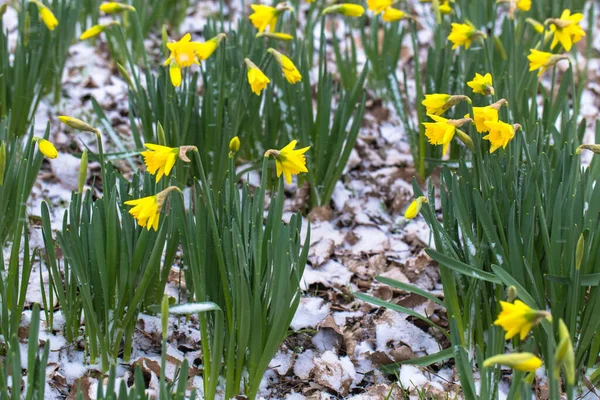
[80,21,119,40]
[575,233,584,271]
[58,116,99,135]
[31,0,58,31]
[526,18,545,34]
[576,144,600,155]
[229,136,240,155]
[554,319,575,385]
[78,149,88,193]
[256,32,294,41]
[33,136,58,159]
[322,3,365,17]
[99,2,136,14]
[507,285,517,302]
[405,196,428,220]
[483,352,543,372]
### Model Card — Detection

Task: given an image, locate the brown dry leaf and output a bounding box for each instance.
[67,376,92,400]
[318,315,343,336]
[309,205,333,222]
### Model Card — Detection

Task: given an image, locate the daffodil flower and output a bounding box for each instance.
[464,99,507,133]
[422,115,472,155]
[422,94,470,116]
[124,186,180,231]
[483,352,543,372]
[141,144,195,183]
[547,9,585,51]
[31,0,58,31]
[99,2,136,13]
[249,3,293,33]
[80,21,119,40]
[265,140,310,184]
[493,299,551,340]
[448,21,485,50]
[33,136,58,159]
[382,7,410,22]
[322,4,365,17]
[195,33,226,61]
[163,33,206,87]
[467,72,494,96]
[245,58,270,95]
[367,0,393,15]
[527,49,568,76]
[405,196,428,219]
[267,48,302,84]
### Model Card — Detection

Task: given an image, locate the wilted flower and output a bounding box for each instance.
[547,9,585,51]
[448,21,484,50]
[493,299,551,340]
[33,136,58,159]
[99,2,135,13]
[322,4,365,17]
[405,196,428,219]
[527,49,568,76]
[124,186,180,231]
[265,140,310,184]
[467,72,494,95]
[483,352,543,372]
[245,58,270,95]
[267,48,302,84]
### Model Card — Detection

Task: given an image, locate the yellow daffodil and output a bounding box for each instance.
[80,21,119,40]
[465,99,507,133]
[439,1,452,14]
[163,33,203,87]
[467,72,494,96]
[527,49,568,76]
[382,7,408,22]
[547,9,585,51]
[267,48,302,84]
[493,299,551,340]
[322,4,365,17]
[245,58,270,95]
[195,33,226,61]
[33,136,58,159]
[125,186,180,231]
[250,3,292,33]
[141,144,196,183]
[483,121,520,153]
[483,352,543,372]
[405,196,428,219]
[448,21,483,50]
[32,1,58,31]
[265,140,310,184]
[367,0,393,15]
[423,114,456,155]
[256,32,294,41]
[99,2,135,13]
[516,0,531,11]
[422,94,470,116]
[58,116,99,134]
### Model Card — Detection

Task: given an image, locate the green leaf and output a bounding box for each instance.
[426,248,502,284]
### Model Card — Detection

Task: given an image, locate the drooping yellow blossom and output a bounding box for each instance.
[465,99,508,133]
[547,9,585,51]
[423,115,473,154]
[265,140,310,184]
[322,4,365,17]
[33,136,58,159]
[422,94,470,116]
[382,7,408,22]
[80,21,119,40]
[142,144,178,183]
[439,1,452,14]
[493,300,551,340]
[483,352,543,372]
[58,116,99,134]
[448,22,483,50]
[467,73,494,96]
[267,48,302,84]
[196,33,226,61]
[527,49,568,76]
[125,186,180,231]
[99,2,135,13]
[250,3,292,33]
[256,32,294,41]
[554,319,575,385]
[245,58,270,95]
[163,33,203,87]
[483,121,519,153]
[367,0,393,15]
[32,1,58,31]
[405,196,428,219]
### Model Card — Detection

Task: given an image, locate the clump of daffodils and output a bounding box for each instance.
[264,140,310,184]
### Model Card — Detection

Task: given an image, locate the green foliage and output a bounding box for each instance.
[178,156,309,400]
[0,118,46,246]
